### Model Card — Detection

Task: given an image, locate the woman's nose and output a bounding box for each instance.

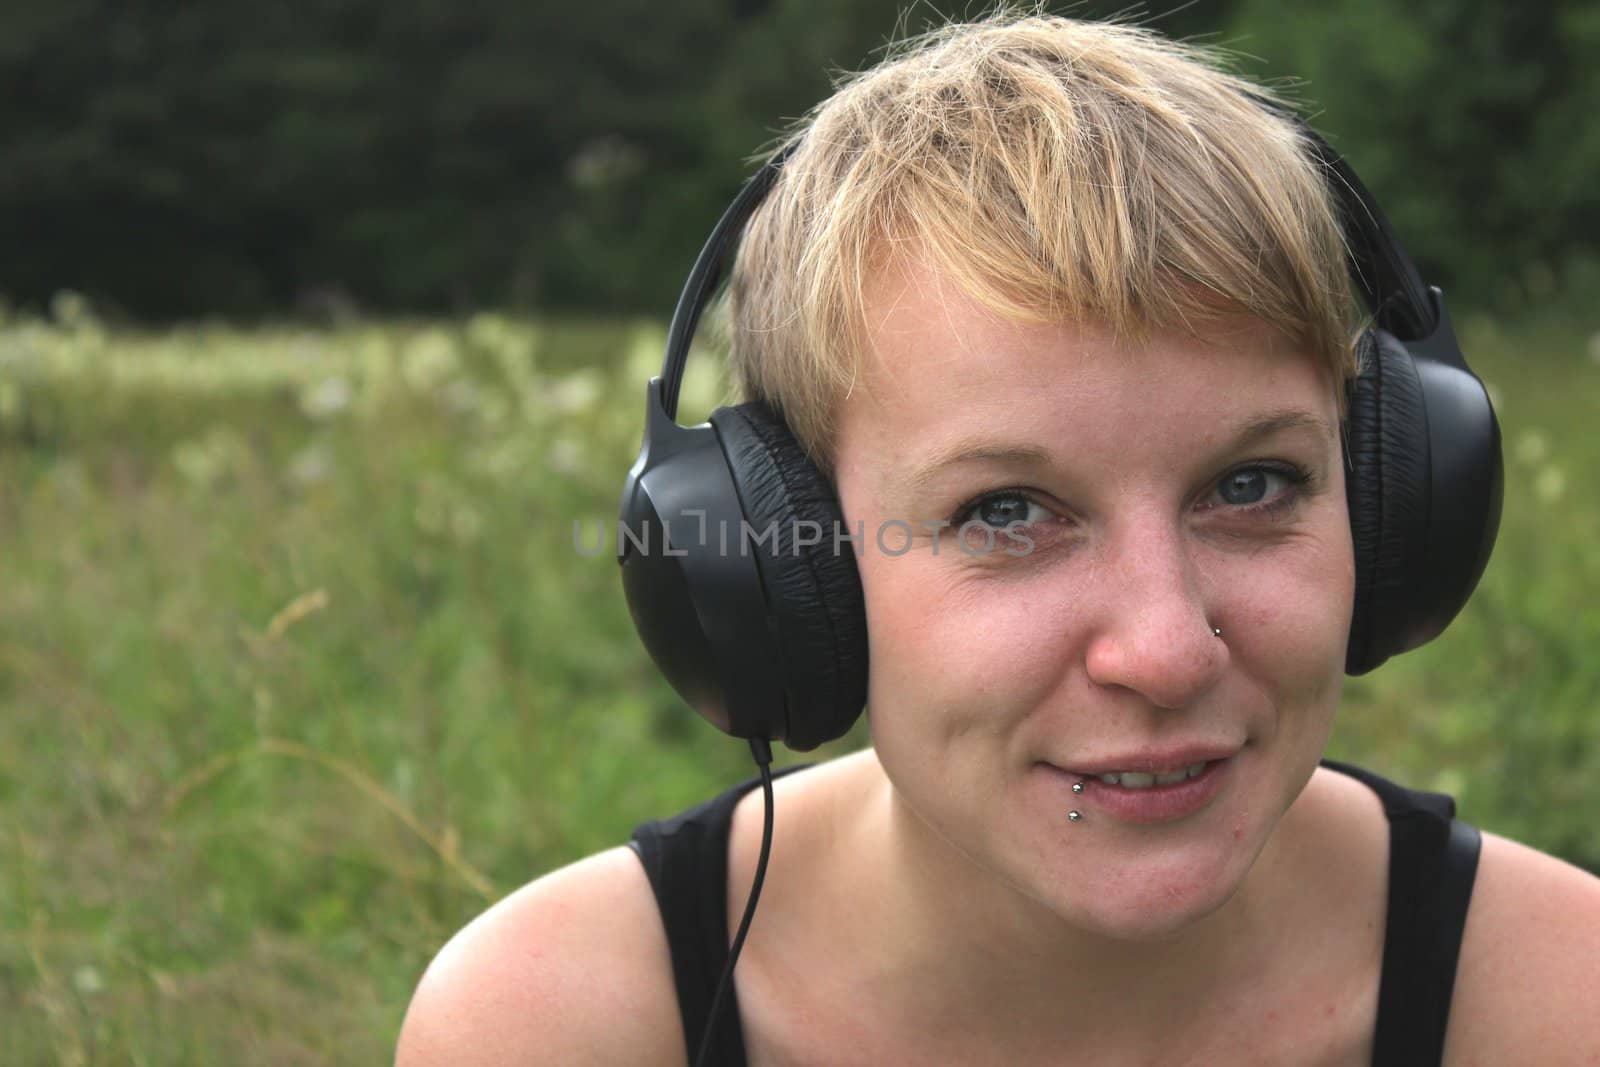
[1081,516,1227,710]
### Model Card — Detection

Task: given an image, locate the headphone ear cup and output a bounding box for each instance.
[1343,328,1434,675]
[709,401,869,751]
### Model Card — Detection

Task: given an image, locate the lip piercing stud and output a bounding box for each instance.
[1211,626,1222,638]
[1068,811,1082,822]
[1071,781,1085,794]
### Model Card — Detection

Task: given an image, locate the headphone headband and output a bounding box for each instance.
[654,97,1460,426]
[659,143,798,422]
[1300,129,1438,343]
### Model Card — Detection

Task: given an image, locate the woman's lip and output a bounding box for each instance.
[1043,756,1235,823]
[1054,746,1240,777]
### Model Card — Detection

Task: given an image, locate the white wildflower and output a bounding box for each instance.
[73,965,105,995]
[300,376,352,419]
[442,378,481,416]
[1514,430,1548,467]
[549,437,582,475]
[401,329,460,393]
[1535,466,1566,503]
[287,443,333,488]
[547,370,601,415]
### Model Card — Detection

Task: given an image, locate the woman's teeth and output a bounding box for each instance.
[1097,762,1208,788]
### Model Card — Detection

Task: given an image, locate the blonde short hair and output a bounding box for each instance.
[726,12,1362,482]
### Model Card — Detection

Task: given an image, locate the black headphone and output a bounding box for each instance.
[616,99,1504,754]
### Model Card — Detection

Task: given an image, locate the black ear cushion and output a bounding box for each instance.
[708,401,869,750]
[1344,328,1432,675]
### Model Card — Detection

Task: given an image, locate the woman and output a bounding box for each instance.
[398,14,1600,1065]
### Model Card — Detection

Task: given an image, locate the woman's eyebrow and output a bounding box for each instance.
[902,443,1053,500]
[1227,409,1338,450]
[899,409,1336,499]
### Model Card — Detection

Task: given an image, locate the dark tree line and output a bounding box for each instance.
[0,0,1592,321]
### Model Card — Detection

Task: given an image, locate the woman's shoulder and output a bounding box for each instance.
[393,756,852,1067]
[1314,759,1600,1060]
[1443,828,1600,1064]
[395,843,687,1067]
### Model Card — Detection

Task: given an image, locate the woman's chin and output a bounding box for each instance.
[1020,846,1256,943]
[1069,880,1240,943]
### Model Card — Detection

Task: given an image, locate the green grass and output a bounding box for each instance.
[1,301,1596,1063]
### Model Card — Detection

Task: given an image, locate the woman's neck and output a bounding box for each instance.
[826,751,1325,1053]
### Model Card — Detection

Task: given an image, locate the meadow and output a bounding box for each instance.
[2,296,1597,1063]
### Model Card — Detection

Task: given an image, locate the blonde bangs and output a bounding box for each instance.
[728,12,1362,482]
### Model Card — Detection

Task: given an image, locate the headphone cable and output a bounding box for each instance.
[693,736,775,1067]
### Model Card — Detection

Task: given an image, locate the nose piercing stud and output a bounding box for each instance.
[1211,626,1222,638]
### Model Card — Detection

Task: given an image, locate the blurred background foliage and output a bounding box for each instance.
[0,1,1597,1063]
[0,0,1595,321]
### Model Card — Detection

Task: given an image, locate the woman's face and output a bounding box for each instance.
[833,259,1355,941]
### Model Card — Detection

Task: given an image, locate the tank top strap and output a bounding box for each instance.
[627,762,814,1067]
[1319,758,1483,1067]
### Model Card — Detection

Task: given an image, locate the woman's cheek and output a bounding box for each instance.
[871,562,1068,726]
[864,559,976,688]
[1206,521,1353,624]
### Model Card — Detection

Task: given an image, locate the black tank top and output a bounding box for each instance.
[627,757,1481,1066]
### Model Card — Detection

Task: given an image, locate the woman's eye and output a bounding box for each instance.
[951,463,1312,533]
[954,492,1051,530]
[1208,464,1310,513]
